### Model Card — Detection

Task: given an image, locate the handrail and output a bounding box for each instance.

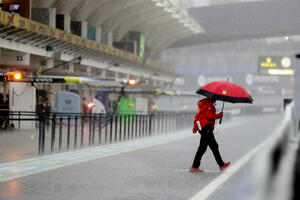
[246,103,298,200]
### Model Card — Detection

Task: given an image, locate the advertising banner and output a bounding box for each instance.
[140,33,145,61]
[258,56,294,75]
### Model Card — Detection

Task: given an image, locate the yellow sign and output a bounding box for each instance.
[260,57,277,68]
[64,77,81,84]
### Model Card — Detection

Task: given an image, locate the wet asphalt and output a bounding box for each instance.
[0,114,283,200]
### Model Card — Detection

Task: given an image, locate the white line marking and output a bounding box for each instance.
[189,132,275,200]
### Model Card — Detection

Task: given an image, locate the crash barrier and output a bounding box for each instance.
[247,103,299,200]
[5,111,195,155]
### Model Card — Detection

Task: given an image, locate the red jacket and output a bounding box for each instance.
[193,98,223,131]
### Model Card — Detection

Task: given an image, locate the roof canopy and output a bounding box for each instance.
[32,0,204,58]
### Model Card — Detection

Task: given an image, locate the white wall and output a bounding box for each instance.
[135,97,148,114]
[9,82,36,130]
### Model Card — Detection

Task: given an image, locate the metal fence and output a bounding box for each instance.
[5,111,195,155]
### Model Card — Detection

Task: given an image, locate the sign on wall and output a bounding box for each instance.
[258,56,294,75]
[56,91,80,113]
[140,33,145,61]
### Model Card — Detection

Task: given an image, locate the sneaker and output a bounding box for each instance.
[220,162,231,171]
[189,167,204,173]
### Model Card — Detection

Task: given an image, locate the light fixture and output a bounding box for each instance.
[128,79,137,86]
[281,57,291,68]
[87,102,95,109]
[13,72,22,81]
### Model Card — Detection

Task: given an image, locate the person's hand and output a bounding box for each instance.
[192,128,197,134]
[219,112,223,117]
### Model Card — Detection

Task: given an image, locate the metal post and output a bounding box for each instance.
[119,115,122,142]
[67,117,71,151]
[38,116,42,155]
[89,115,92,146]
[123,115,127,141]
[173,113,175,132]
[92,115,96,145]
[81,116,84,147]
[98,115,102,145]
[139,115,142,138]
[42,117,45,154]
[74,116,78,149]
[127,115,130,140]
[131,115,134,139]
[160,113,163,134]
[110,116,113,143]
[145,115,148,136]
[142,115,145,137]
[149,115,152,136]
[105,116,108,143]
[59,117,63,152]
[135,115,138,138]
[51,115,56,153]
[115,115,118,142]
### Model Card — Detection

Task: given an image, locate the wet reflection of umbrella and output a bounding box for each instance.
[196,81,253,123]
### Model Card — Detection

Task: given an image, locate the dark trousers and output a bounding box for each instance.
[192,124,225,168]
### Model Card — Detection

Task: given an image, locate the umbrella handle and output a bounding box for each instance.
[219,101,225,124]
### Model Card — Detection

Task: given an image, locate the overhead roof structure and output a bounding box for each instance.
[172,0,300,47]
[32,0,204,58]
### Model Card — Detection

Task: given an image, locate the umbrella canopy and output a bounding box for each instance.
[196,81,253,104]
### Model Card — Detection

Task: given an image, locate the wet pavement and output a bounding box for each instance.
[0,114,283,200]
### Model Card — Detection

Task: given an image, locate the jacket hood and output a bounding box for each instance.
[197,98,211,108]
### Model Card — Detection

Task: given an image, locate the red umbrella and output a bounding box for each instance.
[196,81,253,104]
[196,81,253,124]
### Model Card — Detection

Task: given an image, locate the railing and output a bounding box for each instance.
[4,111,195,155]
[244,103,299,200]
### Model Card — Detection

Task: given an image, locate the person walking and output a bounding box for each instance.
[189,97,230,173]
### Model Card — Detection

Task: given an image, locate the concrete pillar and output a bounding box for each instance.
[107,31,113,47]
[152,80,157,87]
[31,8,55,26]
[58,62,74,73]
[86,66,92,76]
[133,41,137,55]
[45,58,54,69]
[115,71,119,79]
[81,21,88,38]
[102,70,107,78]
[49,8,56,27]
[48,84,57,111]
[64,15,71,33]
[96,27,102,43]
[77,65,91,75]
